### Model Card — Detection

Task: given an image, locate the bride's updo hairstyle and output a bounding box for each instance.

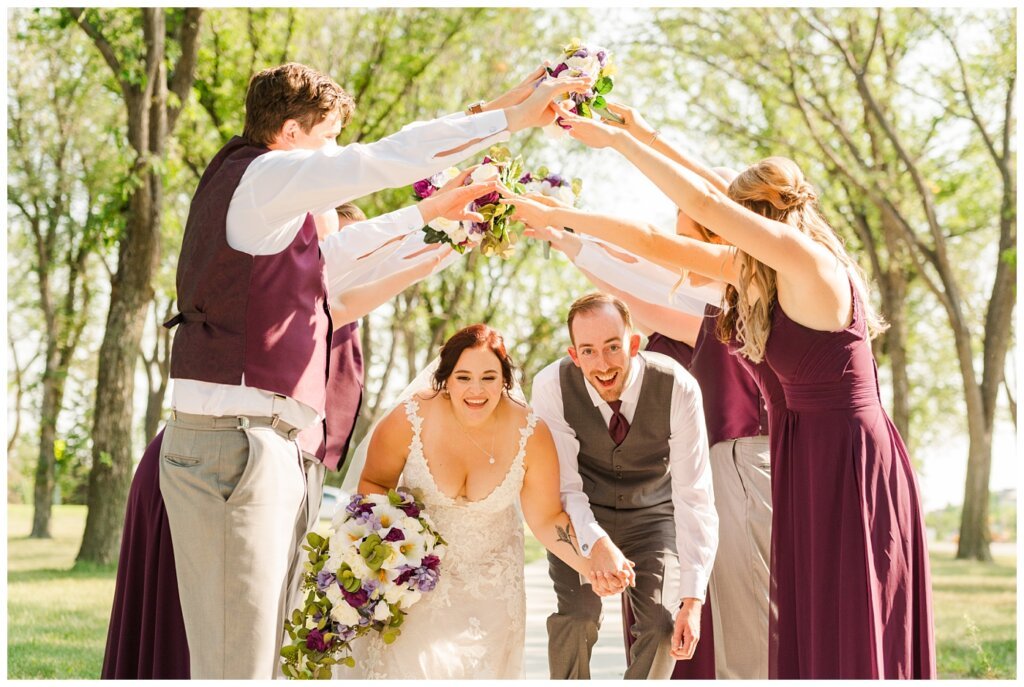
[432,324,518,396]
[717,156,887,362]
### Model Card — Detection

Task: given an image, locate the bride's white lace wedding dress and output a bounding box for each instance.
[353,398,537,679]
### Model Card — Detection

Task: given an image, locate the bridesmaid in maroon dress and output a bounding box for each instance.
[509,103,935,678]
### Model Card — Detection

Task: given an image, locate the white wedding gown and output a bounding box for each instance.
[351,398,537,679]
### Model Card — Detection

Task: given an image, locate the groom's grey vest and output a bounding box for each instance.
[558,353,674,509]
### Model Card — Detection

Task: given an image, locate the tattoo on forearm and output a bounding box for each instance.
[555,525,579,555]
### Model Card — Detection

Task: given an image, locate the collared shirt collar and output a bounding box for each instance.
[583,352,645,409]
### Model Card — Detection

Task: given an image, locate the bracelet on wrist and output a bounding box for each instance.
[649,130,660,146]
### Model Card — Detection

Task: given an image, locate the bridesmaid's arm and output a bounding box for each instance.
[358,404,413,495]
[519,420,598,583]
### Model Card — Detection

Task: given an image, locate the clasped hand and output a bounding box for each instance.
[583,536,636,597]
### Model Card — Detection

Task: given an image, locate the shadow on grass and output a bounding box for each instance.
[8,562,117,584]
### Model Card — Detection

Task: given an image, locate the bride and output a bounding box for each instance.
[346,323,605,679]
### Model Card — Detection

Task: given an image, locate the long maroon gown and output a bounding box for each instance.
[759,286,935,678]
[616,333,715,679]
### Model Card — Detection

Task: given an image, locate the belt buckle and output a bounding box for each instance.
[236,416,250,431]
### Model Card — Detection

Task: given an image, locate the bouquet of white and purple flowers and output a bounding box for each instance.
[413,146,579,260]
[547,38,621,125]
[280,488,446,679]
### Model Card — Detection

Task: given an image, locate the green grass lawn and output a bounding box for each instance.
[7,504,1017,679]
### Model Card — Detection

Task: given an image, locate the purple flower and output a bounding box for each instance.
[518,172,533,184]
[305,628,330,652]
[393,565,415,586]
[469,222,488,235]
[544,174,567,188]
[342,587,369,608]
[345,495,373,518]
[421,554,441,571]
[312,609,324,624]
[316,570,337,592]
[410,566,440,593]
[596,50,607,66]
[572,48,589,58]
[383,527,405,543]
[398,502,420,518]
[481,155,493,164]
[334,623,357,642]
[474,191,500,206]
[413,178,436,199]
[550,62,568,78]
[362,578,381,596]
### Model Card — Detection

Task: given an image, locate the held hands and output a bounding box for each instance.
[670,598,702,661]
[584,536,636,597]
[552,101,623,149]
[480,64,548,113]
[600,102,658,145]
[417,167,494,225]
[505,74,595,133]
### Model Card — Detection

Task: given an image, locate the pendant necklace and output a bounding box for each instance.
[453,411,498,464]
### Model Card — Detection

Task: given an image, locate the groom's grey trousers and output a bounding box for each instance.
[547,500,680,680]
[160,411,313,679]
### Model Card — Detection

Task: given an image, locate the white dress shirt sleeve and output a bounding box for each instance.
[321,205,425,299]
[667,364,719,605]
[574,238,723,314]
[530,362,609,557]
[226,109,510,255]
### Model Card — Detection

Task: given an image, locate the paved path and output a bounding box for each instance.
[524,559,626,679]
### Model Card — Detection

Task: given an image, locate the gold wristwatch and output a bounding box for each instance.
[465,101,485,115]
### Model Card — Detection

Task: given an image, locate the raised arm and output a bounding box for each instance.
[509,196,740,285]
[557,110,851,311]
[330,246,456,327]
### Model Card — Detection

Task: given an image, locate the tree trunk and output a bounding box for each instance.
[30,357,66,538]
[956,425,994,561]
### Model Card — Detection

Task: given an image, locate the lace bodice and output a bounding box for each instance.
[353,399,535,678]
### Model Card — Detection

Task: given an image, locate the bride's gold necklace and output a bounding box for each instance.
[451,406,498,465]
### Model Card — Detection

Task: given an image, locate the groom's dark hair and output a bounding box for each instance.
[242,63,355,146]
[566,293,633,345]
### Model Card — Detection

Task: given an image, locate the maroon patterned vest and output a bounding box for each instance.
[166,136,331,416]
[689,304,769,445]
[297,322,364,471]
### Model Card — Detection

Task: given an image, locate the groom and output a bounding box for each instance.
[531,293,718,679]
[159,61,593,679]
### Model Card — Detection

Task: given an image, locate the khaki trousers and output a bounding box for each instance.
[160,412,307,679]
[547,501,680,680]
[707,435,772,679]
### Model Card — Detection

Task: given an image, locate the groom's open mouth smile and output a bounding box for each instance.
[593,371,619,389]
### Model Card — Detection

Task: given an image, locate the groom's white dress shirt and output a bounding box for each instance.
[573,237,724,314]
[531,353,718,604]
[172,110,509,429]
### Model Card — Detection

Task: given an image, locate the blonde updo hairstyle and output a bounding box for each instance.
[717,157,887,362]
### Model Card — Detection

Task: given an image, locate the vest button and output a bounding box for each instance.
[615,465,622,470]
[618,495,624,501]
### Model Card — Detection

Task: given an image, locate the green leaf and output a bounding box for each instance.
[594,76,613,95]
[306,532,325,549]
[578,101,593,119]
[281,644,299,659]
[592,95,606,110]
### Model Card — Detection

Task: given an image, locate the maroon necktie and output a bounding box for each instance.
[608,400,630,445]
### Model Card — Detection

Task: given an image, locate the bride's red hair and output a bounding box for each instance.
[432,324,517,395]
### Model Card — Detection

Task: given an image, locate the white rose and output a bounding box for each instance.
[330,600,361,627]
[470,163,500,183]
[427,217,462,236]
[373,601,392,622]
[564,54,601,80]
[554,185,576,206]
[448,224,469,245]
[399,589,422,609]
[324,583,344,608]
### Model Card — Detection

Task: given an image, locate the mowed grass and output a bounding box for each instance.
[7,504,1017,678]
[7,504,116,679]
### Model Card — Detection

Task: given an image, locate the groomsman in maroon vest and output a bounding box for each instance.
[159,62,594,679]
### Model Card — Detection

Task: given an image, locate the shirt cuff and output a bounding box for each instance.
[677,570,709,605]
[466,109,510,141]
[391,203,426,232]
[577,522,608,558]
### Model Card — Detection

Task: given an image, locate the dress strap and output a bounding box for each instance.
[515,413,538,465]
[403,398,424,440]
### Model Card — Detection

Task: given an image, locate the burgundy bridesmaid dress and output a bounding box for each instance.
[760,285,935,678]
[615,332,715,679]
